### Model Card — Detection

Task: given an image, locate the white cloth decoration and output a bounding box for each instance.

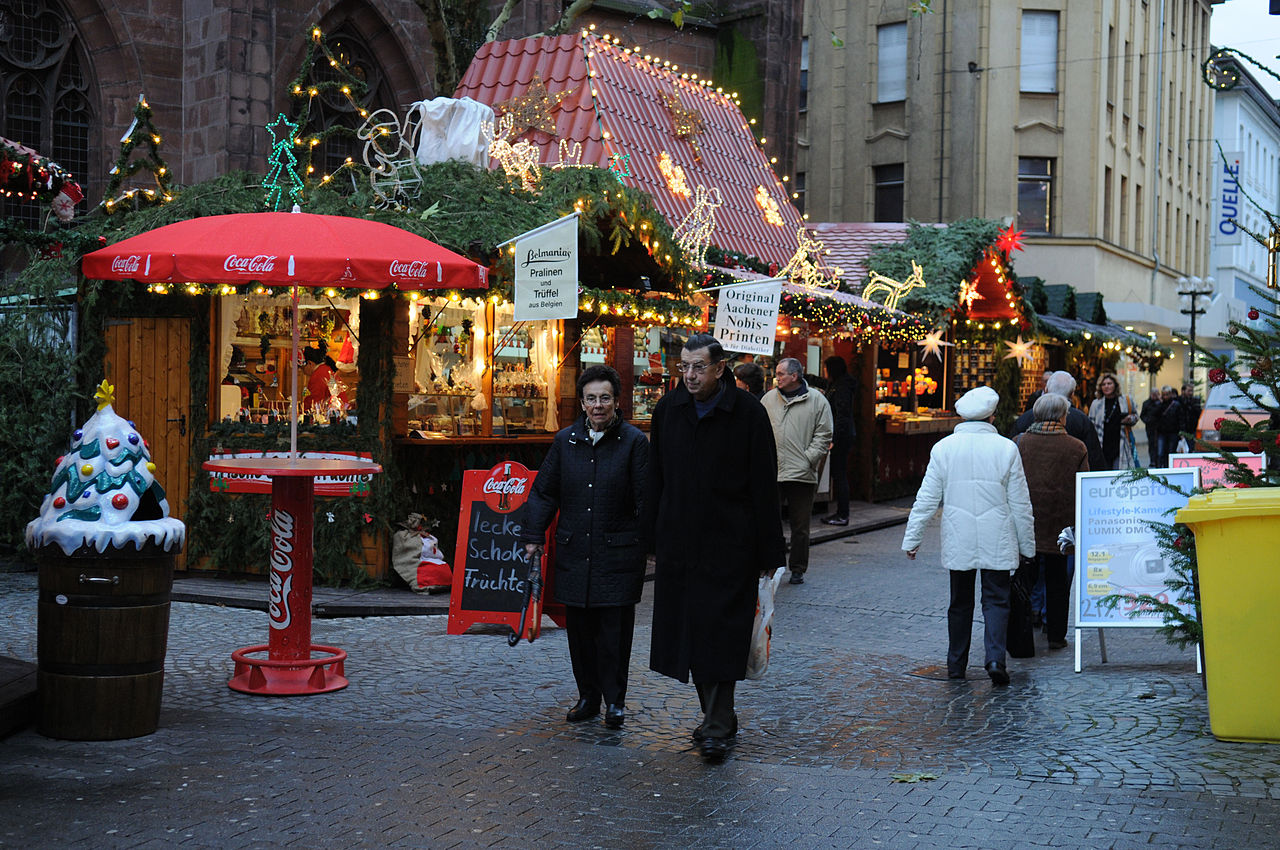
[409,97,495,168]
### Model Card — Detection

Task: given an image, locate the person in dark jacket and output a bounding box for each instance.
[1139,389,1161,467]
[733,361,766,398]
[822,356,857,526]
[1016,393,1089,650]
[1010,371,1105,470]
[521,364,648,730]
[645,333,786,761]
[1153,385,1184,467]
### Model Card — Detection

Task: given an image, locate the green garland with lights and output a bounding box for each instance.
[100,94,174,215]
[0,140,79,207]
[284,25,372,183]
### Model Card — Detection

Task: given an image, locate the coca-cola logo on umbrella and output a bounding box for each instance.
[224,254,278,274]
[481,460,532,513]
[389,259,439,280]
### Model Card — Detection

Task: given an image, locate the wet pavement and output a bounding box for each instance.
[1,514,1278,848]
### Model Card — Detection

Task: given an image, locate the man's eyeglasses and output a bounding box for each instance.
[582,394,614,407]
[675,361,719,375]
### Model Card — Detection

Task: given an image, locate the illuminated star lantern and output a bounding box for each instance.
[493,72,573,137]
[996,225,1026,256]
[916,330,954,363]
[94,379,116,411]
[958,278,984,310]
[1003,335,1037,367]
[662,89,706,160]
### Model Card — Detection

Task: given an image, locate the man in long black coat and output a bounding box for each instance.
[645,333,786,761]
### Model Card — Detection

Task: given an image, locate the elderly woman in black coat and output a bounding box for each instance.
[520,364,648,729]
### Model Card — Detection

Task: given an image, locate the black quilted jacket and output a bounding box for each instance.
[520,415,649,607]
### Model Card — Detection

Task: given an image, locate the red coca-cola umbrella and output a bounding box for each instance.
[82,209,490,453]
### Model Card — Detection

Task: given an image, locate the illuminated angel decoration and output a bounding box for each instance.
[673,185,723,268]
[358,108,424,209]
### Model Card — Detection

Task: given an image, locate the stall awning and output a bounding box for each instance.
[1035,313,1161,349]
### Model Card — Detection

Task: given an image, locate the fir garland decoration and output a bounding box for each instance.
[100,93,175,215]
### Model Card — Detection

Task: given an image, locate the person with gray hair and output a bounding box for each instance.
[1011,371,1105,470]
[761,357,834,585]
[1016,392,1090,650]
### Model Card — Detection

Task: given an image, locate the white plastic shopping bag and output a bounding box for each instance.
[746,567,786,680]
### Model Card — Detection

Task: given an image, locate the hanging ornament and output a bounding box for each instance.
[916,329,954,362]
[1003,335,1037,366]
[1259,356,1273,371]
[662,88,706,160]
[996,225,1026,256]
[492,72,573,137]
[1209,368,1228,384]
[1248,308,1260,320]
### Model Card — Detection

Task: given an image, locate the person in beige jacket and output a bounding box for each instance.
[761,358,833,585]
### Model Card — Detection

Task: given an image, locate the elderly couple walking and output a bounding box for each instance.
[902,384,1087,684]
[521,334,784,762]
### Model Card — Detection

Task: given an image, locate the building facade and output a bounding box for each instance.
[799,0,1221,372]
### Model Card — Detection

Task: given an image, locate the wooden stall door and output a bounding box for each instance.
[103,317,192,569]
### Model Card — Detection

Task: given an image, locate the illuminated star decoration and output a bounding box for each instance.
[493,72,573,137]
[755,186,785,226]
[608,152,633,179]
[916,330,954,363]
[658,151,690,198]
[94,380,116,411]
[958,278,984,310]
[1003,335,1037,367]
[662,89,706,160]
[996,225,1026,256]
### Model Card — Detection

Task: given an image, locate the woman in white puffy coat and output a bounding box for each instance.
[901,386,1036,685]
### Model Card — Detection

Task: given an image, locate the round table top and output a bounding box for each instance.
[202,457,383,477]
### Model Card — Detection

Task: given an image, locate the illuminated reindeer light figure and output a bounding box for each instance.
[481,113,541,192]
[862,260,927,311]
[673,185,723,268]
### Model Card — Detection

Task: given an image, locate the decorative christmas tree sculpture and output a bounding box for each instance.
[263,113,305,211]
[26,380,185,554]
[100,93,174,215]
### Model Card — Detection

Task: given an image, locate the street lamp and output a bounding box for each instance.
[1177,275,1216,387]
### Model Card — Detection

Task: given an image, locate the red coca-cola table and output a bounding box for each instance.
[202,456,382,695]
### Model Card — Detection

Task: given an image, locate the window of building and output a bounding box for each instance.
[1020,11,1059,93]
[873,163,904,222]
[300,29,393,180]
[0,0,93,224]
[877,23,907,103]
[799,36,809,112]
[793,171,806,215]
[1017,157,1053,233]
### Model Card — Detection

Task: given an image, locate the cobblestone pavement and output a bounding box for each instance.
[2,520,1278,848]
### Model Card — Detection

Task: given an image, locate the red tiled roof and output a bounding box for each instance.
[809,222,914,283]
[456,32,807,267]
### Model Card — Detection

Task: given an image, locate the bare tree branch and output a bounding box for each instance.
[415,0,461,95]
[541,0,596,37]
[485,0,523,43]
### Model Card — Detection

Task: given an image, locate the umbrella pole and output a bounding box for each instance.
[291,287,299,457]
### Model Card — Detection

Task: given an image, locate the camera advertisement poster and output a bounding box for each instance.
[1074,469,1199,628]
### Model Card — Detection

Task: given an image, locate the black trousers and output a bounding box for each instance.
[564,604,635,708]
[1039,552,1070,643]
[947,569,1011,674]
[829,432,852,519]
[778,480,816,574]
[694,680,737,739]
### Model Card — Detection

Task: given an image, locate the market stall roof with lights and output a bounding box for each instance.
[454,28,807,268]
[1,136,82,219]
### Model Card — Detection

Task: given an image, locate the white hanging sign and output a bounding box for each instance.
[508,212,579,322]
[713,280,783,356]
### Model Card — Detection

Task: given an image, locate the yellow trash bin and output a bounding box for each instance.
[1176,487,1280,743]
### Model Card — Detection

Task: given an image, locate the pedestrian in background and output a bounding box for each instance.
[1087,373,1138,469]
[645,333,785,761]
[1016,393,1088,650]
[1011,371,1105,471]
[1154,386,1184,466]
[521,364,649,730]
[761,357,833,585]
[822,356,857,527]
[1139,389,1161,466]
[1180,383,1203,441]
[903,386,1035,685]
[733,361,765,399]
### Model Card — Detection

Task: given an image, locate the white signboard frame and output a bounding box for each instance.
[712,280,782,356]
[1072,468,1200,672]
[510,213,579,322]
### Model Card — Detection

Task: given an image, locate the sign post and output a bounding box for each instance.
[447,461,565,635]
[1073,468,1200,672]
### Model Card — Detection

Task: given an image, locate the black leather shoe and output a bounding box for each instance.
[603,704,625,728]
[566,698,600,722]
[822,516,849,526]
[985,661,1010,686]
[788,574,805,585]
[1047,639,1068,650]
[700,736,731,762]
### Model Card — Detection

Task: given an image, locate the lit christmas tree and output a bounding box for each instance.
[100,93,174,215]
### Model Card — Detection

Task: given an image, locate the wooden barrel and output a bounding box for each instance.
[37,548,174,740]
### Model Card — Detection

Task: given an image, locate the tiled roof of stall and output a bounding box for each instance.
[455,31,807,267]
[809,222,918,283]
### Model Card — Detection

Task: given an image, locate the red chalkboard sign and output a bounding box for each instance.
[447,461,565,635]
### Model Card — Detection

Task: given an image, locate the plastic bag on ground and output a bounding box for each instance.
[746,567,786,680]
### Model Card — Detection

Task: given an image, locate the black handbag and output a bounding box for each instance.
[1007,556,1037,659]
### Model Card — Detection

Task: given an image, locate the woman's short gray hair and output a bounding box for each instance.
[1033,392,1071,422]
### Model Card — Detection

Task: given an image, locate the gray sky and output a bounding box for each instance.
[1211,0,1280,98]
